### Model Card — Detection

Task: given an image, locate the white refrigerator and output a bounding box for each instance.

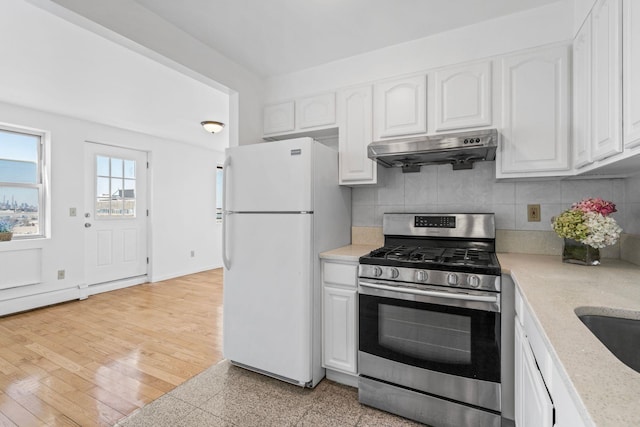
[222,137,351,387]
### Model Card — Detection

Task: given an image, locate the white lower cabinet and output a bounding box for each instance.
[514,284,587,427]
[515,321,554,427]
[321,259,358,385]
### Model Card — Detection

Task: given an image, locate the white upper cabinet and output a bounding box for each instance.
[434,61,492,131]
[624,0,640,148]
[263,101,295,135]
[374,74,427,139]
[498,45,571,177]
[338,85,377,185]
[263,93,336,137]
[591,0,622,161]
[573,18,593,169]
[296,92,336,129]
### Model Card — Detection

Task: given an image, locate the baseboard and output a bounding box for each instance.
[325,369,358,388]
[151,264,222,283]
[87,276,148,296]
[0,287,80,317]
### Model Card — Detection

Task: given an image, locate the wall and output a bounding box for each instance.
[352,161,626,228]
[621,173,640,265]
[0,101,224,315]
[351,163,638,259]
[265,1,572,101]
[29,0,265,147]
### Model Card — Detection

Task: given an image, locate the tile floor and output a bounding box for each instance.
[116,360,425,426]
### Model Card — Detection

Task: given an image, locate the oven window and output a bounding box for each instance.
[360,294,500,383]
[379,304,471,364]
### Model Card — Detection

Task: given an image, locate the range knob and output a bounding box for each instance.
[372,266,382,277]
[447,273,459,286]
[468,275,481,288]
[416,270,428,282]
[388,268,400,279]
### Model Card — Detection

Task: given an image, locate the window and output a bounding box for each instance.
[0,125,46,238]
[95,155,137,217]
[216,165,223,223]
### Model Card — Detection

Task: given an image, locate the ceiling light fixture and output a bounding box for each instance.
[201,121,225,133]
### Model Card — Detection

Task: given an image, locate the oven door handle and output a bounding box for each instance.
[359,281,499,304]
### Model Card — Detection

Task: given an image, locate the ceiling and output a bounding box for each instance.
[132,0,561,78]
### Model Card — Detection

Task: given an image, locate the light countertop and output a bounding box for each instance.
[319,244,378,262]
[498,253,640,427]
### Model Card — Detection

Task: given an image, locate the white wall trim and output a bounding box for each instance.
[150,264,222,283]
[87,276,148,296]
[0,286,80,316]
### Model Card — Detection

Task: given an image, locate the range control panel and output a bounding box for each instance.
[414,215,456,228]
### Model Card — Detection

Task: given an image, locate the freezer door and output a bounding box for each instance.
[223,212,314,384]
[226,138,313,212]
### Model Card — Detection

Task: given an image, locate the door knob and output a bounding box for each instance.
[84,223,92,228]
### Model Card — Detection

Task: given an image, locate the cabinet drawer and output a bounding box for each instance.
[323,262,357,288]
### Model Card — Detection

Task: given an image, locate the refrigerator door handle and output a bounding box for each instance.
[222,155,231,270]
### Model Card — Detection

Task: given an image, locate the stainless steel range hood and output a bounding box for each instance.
[367,129,498,172]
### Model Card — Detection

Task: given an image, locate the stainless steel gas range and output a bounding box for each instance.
[358,213,512,427]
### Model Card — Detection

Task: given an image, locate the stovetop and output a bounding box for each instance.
[360,244,501,276]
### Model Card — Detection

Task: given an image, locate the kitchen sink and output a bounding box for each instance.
[578,313,640,374]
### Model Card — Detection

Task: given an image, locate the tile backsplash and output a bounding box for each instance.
[352,161,636,234]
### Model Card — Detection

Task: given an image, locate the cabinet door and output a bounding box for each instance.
[296,93,336,129]
[499,45,571,175]
[591,0,622,160]
[624,0,640,148]
[515,321,554,427]
[263,101,295,135]
[323,286,357,374]
[434,61,492,131]
[338,85,377,185]
[573,19,593,168]
[374,75,427,139]
[514,320,524,426]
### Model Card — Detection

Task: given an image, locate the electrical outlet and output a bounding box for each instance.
[190,250,195,258]
[57,269,65,280]
[527,204,541,222]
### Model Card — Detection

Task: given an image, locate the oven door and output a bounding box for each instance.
[358,279,501,411]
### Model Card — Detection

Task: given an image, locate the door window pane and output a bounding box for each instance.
[96,155,136,218]
[124,159,136,179]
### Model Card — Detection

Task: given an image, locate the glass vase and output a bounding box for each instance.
[562,238,600,265]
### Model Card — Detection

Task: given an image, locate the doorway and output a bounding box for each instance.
[84,142,148,292]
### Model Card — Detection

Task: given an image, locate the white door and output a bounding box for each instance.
[322,285,357,374]
[499,45,571,176]
[374,74,427,139]
[84,142,148,287]
[573,17,593,169]
[623,0,640,148]
[591,0,622,161]
[434,61,492,131]
[338,84,377,185]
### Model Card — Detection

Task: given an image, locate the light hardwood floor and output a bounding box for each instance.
[0,269,224,426]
